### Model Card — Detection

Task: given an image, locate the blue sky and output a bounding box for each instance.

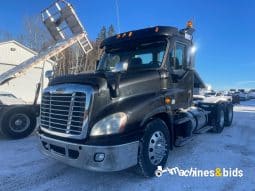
[0,0,255,90]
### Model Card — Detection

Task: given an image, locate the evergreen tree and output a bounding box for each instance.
[107,25,116,37]
[97,26,107,42]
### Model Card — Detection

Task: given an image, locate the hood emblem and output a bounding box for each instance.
[55,88,65,94]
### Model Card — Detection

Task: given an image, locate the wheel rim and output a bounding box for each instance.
[219,110,225,127]
[9,113,30,133]
[148,131,167,165]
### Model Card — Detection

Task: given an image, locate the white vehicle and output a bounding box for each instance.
[203,91,232,102]
[238,91,249,101]
[0,0,92,139]
[0,92,25,105]
[248,89,255,99]
[228,89,236,94]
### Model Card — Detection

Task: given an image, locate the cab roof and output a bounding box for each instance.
[101,26,192,49]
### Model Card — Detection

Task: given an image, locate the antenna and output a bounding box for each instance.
[115,0,121,33]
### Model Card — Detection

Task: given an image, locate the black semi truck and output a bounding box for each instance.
[38,23,233,177]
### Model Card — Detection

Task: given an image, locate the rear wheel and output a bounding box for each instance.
[211,104,225,133]
[224,104,233,127]
[0,107,36,139]
[136,118,170,177]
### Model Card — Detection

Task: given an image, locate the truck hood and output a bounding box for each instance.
[49,72,108,90]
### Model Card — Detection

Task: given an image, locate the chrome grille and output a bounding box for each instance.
[41,92,86,135]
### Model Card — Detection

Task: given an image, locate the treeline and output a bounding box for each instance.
[0,16,116,76]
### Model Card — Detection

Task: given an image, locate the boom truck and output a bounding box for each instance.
[0,0,92,139]
[37,2,234,177]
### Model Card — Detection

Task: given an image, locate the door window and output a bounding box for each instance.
[169,43,186,70]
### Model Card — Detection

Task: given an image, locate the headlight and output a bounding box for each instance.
[90,112,127,137]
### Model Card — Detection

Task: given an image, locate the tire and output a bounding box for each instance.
[136,118,170,177]
[0,107,36,139]
[224,104,233,127]
[211,104,225,133]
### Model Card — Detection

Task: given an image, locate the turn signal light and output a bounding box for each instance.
[165,97,171,105]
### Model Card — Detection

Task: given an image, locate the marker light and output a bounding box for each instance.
[122,33,126,38]
[128,31,133,37]
[155,27,159,32]
[187,21,193,28]
[165,97,171,105]
[116,34,121,39]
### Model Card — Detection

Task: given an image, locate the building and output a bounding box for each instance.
[0,40,53,103]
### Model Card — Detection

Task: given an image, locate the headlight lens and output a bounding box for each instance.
[90,112,127,137]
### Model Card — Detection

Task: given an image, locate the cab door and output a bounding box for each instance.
[167,40,194,109]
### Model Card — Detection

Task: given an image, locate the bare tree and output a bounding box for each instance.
[14,18,117,76]
[18,15,53,52]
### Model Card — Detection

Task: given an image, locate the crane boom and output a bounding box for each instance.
[0,0,93,85]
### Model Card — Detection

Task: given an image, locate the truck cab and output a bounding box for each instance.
[38,23,233,177]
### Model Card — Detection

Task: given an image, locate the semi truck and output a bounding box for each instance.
[38,22,234,177]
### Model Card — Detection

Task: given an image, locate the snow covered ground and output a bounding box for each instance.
[1,101,255,191]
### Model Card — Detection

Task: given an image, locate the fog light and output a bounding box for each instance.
[94,153,105,162]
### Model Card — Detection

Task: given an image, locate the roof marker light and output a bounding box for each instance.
[122,33,126,38]
[128,32,133,37]
[187,21,193,28]
[155,27,159,32]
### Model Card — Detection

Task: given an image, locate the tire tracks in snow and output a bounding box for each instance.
[0,162,69,191]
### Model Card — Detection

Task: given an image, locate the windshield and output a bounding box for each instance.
[97,41,166,72]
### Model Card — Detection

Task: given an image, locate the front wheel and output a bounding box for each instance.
[136,118,170,177]
[0,107,36,139]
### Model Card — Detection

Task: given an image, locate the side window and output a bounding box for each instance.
[157,51,164,63]
[176,44,185,68]
[169,43,186,70]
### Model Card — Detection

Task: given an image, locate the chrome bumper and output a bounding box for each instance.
[38,133,139,172]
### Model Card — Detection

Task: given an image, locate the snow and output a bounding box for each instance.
[1,101,255,191]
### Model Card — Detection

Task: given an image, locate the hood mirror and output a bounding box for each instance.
[45,70,54,80]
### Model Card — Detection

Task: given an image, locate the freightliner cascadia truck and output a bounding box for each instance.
[38,22,233,177]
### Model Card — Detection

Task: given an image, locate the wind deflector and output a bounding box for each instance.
[194,70,206,89]
[0,0,93,85]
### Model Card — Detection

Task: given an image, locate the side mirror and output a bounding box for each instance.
[45,70,54,80]
[114,62,128,73]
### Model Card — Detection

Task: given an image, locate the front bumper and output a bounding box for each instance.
[38,133,139,172]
